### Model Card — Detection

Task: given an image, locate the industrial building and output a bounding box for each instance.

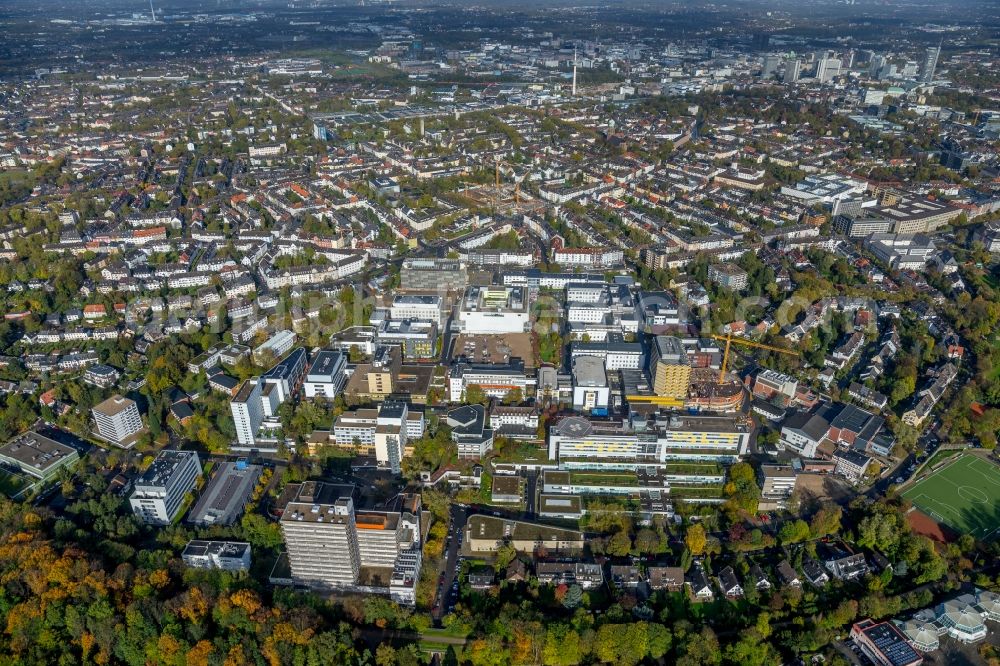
[187,461,262,526]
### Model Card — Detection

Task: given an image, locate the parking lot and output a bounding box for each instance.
[451,333,536,368]
[433,505,468,620]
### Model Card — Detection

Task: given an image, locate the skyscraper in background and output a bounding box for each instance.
[784,58,801,83]
[762,54,782,79]
[869,54,885,78]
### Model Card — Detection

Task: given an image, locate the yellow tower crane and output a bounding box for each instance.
[711,333,799,385]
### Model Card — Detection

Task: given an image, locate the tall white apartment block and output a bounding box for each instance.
[231,379,264,446]
[282,489,362,588]
[279,483,423,604]
[129,450,202,525]
[92,395,143,447]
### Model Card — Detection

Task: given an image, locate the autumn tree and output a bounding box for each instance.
[685,523,708,556]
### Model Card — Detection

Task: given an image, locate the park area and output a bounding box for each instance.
[902,454,1000,540]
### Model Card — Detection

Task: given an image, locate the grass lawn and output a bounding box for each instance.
[902,454,1000,539]
[568,471,639,487]
[670,485,725,500]
[0,468,32,498]
[416,641,464,658]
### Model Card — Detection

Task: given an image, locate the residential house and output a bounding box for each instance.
[716,566,744,599]
[687,565,714,601]
[647,566,685,592]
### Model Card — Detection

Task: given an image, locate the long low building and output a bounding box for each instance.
[547,412,752,467]
[543,411,752,503]
[0,431,80,499]
[464,515,584,554]
[187,461,262,527]
[449,359,537,402]
[182,540,252,571]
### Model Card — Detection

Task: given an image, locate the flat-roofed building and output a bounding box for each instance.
[651,335,691,399]
[325,402,422,471]
[400,258,467,291]
[231,379,263,446]
[708,262,749,290]
[0,431,79,485]
[874,196,963,234]
[92,395,144,448]
[130,450,202,525]
[279,482,423,604]
[449,358,536,402]
[833,449,873,483]
[849,619,923,666]
[490,405,539,440]
[570,339,645,371]
[759,464,798,508]
[83,364,120,388]
[752,369,798,403]
[572,355,610,415]
[260,347,307,403]
[390,294,443,324]
[303,350,347,399]
[547,412,751,478]
[188,461,262,526]
[253,329,296,363]
[464,515,584,554]
[457,286,529,334]
[182,540,251,571]
[376,319,437,359]
[834,213,893,237]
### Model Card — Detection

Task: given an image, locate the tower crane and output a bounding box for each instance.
[710,333,799,385]
[494,158,528,210]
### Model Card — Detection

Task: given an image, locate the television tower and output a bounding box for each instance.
[572,47,578,97]
[149,0,156,22]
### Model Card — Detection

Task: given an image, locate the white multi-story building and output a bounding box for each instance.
[572,355,610,415]
[254,329,297,362]
[92,395,144,447]
[553,247,624,269]
[231,379,264,446]
[547,413,751,467]
[448,360,537,402]
[569,341,644,371]
[303,350,347,399]
[457,286,530,334]
[565,284,638,338]
[279,483,423,605]
[389,295,442,324]
[759,465,798,507]
[182,540,251,571]
[752,369,799,402]
[129,450,202,525]
[331,402,423,471]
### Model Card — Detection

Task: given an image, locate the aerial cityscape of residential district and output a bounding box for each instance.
[3,0,1000,663]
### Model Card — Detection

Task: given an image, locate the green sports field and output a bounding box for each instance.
[902,454,1000,539]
